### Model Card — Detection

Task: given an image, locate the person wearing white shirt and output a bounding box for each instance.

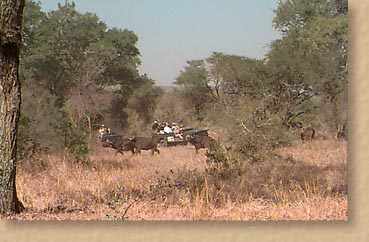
[164,123,173,133]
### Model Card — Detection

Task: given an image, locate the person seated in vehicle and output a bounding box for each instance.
[172,123,183,139]
[164,122,173,133]
[152,121,160,134]
[98,124,111,139]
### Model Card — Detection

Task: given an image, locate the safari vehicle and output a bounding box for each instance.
[153,127,209,147]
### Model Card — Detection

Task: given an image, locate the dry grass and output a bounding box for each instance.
[7,139,347,221]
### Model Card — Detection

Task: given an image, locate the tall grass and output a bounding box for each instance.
[9,140,347,221]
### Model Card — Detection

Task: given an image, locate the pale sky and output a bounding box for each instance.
[39,0,280,86]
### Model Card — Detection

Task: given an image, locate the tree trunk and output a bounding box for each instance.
[0,0,25,216]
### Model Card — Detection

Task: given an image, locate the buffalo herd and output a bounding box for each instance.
[100,131,217,156]
[100,126,317,156]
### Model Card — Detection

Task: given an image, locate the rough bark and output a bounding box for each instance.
[0,0,25,216]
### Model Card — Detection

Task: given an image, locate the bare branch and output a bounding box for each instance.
[237,118,251,133]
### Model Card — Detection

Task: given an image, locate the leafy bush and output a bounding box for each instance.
[55,120,89,160]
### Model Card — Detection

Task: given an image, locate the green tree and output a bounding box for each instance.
[23,1,108,106]
[267,0,347,134]
[206,52,268,100]
[21,0,46,58]
[19,1,163,156]
[96,28,142,128]
[126,75,163,126]
[174,60,216,120]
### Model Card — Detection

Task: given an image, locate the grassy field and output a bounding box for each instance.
[8,139,347,221]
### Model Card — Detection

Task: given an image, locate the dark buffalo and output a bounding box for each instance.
[101,134,135,155]
[123,136,160,155]
[300,127,315,142]
[186,135,217,153]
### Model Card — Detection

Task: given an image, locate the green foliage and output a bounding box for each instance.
[231,123,292,164]
[20,78,63,152]
[54,118,89,159]
[19,0,161,156]
[21,0,47,57]
[174,60,216,120]
[206,52,268,98]
[126,75,164,124]
[269,0,348,135]
[22,1,109,105]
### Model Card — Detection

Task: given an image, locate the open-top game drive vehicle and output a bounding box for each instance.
[153,127,209,147]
